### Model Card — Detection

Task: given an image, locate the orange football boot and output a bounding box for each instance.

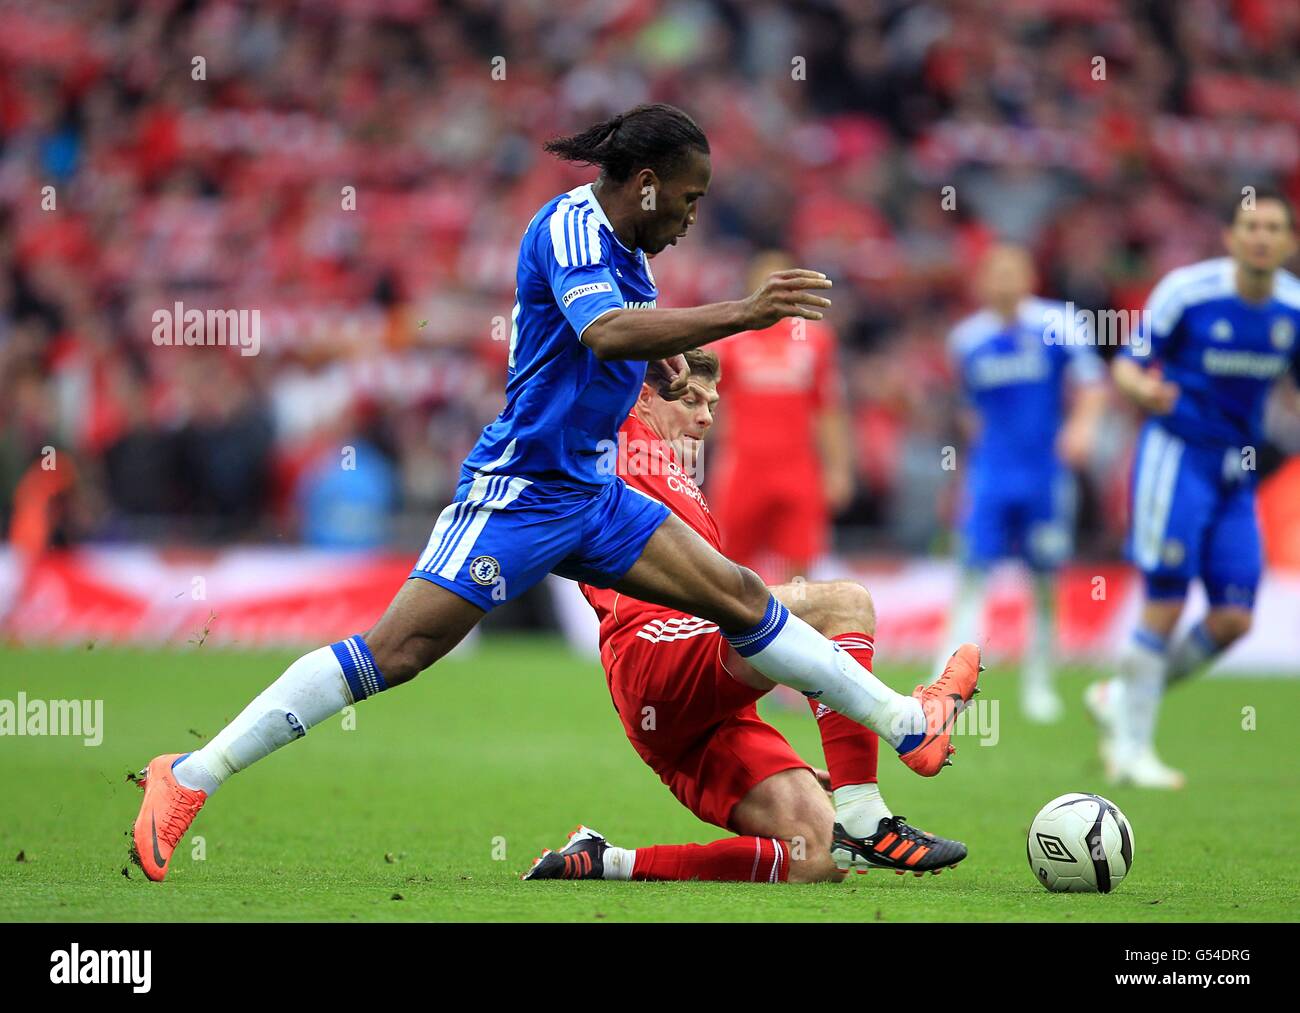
[129,753,208,882]
[899,643,982,777]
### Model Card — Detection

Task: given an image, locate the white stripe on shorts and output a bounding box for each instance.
[435,475,533,579]
[1133,426,1183,570]
[417,441,520,572]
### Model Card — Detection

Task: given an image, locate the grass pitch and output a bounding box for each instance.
[1,637,1296,922]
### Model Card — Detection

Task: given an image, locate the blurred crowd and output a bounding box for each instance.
[2,0,1299,556]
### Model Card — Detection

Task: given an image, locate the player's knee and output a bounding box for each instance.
[832,580,875,636]
[802,580,875,637]
[1207,609,1252,646]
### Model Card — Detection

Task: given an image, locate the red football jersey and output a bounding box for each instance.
[578,410,719,649]
[712,318,842,466]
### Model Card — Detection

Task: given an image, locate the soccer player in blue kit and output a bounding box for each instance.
[129,104,981,880]
[1086,189,1300,788]
[937,245,1107,723]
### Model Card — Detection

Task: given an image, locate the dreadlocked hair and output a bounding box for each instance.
[544,103,709,183]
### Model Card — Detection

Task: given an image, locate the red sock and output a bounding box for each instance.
[808,632,880,788]
[632,837,790,882]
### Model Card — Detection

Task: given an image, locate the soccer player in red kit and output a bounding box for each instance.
[709,251,855,583]
[524,349,976,883]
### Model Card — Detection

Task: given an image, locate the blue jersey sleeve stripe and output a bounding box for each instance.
[1275,273,1300,312]
[571,207,585,266]
[1146,276,1186,339]
[584,207,601,265]
[548,204,570,268]
[1143,258,1235,348]
[575,207,589,265]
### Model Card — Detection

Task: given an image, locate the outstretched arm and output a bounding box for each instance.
[582,270,833,362]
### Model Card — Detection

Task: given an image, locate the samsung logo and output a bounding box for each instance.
[969,352,1049,388]
[1202,349,1287,379]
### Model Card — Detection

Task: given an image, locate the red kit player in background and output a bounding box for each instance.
[710,250,855,584]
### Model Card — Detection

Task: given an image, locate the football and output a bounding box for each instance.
[1027,793,1135,893]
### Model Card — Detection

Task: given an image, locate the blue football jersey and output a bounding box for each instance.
[462,183,659,490]
[949,297,1104,477]
[1123,257,1300,450]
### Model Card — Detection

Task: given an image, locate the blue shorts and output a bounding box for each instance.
[410,473,669,611]
[959,465,1075,572]
[1127,421,1260,608]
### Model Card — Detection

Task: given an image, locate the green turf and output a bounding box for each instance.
[1,637,1296,922]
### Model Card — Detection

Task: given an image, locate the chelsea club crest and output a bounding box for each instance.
[470,555,501,585]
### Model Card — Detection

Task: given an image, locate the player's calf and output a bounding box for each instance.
[524,827,816,883]
[1203,607,1252,647]
[363,578,485,686]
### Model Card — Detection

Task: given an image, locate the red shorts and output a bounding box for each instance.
[710,462,828,574]
[604,612,811,831]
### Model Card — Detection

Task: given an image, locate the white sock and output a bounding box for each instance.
[935,567,985,682]
[1116,628,1168,761]
[602,846,635,881]
[724,597,924,750]
[832,783,893,838]
[173,637,385,794]
[1023,571,1056,692]
[1103,675,1126,713]
[1166,620,1222,687]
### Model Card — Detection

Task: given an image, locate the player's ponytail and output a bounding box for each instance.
[544,104,709,183]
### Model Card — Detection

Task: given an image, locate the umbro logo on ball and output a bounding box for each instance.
[1036,833,1077,863]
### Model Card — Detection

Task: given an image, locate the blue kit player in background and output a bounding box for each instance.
[129,103,981,881]
[1087,189,1300,789]
[937,245,1107,722]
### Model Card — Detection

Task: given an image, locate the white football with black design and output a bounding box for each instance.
[1027,792,1135,893]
